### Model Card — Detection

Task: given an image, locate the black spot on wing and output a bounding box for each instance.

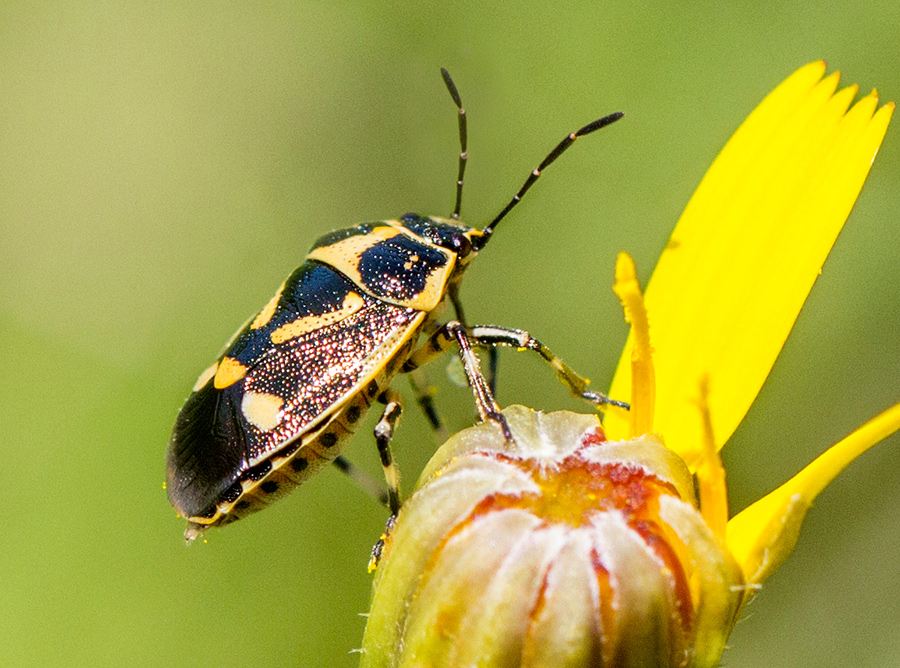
[166,381,249,518]
[226,261,358,369]
[357,235,448,301]
[284,261,358,317]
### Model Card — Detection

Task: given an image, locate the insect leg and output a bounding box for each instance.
[469,325,630,411]
[450,283,500,396]
[403,321,514,443]
[368,390,405,571]
[407,368,449,443]
[486,345,500,396]
[331,456,391,507]
[374,388,404,515]
[368,513,397,573]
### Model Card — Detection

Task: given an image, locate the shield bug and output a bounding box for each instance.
[166,69,625,540]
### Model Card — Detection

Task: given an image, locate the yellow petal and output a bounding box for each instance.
[694,377,728,543]
[725,402,900,604]
[611,251,655,437]
[606,62,893,467]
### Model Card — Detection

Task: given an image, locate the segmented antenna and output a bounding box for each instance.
[474,111,624,250]
[440,67,468,220]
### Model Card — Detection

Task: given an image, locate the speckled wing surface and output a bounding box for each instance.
[166,260,422,518]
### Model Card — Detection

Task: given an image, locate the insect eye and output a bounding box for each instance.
[451,234,472,258]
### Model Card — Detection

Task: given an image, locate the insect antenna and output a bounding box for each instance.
[440,67,468,220]
[473,110,624,251]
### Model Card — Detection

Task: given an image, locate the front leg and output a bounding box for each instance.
[402,320,514,443]
[450,283,500,396]
[469,325,630,411]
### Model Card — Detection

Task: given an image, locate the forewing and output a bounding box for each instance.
[166,261,422,518]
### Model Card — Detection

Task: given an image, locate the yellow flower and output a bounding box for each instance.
[360,63,897,667]
[604,61,896,602]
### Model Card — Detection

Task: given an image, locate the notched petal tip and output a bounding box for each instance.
[607,62,893,468]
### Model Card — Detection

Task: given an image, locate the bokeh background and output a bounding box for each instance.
[1,3,898,667]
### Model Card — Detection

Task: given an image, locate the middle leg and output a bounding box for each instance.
[403,320,514,443]
[373,388,404,516]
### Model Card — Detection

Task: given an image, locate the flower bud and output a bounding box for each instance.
[361,405,743,668]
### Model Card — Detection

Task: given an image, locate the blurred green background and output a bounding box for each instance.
[1,2,898,666]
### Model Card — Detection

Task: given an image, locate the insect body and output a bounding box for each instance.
[166,70,624,540]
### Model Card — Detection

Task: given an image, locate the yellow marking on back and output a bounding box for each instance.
[192,361,219,392]
[241,391,284,431]
[270,292,366,344]
[308,224,454,311]
[307,226,401,294]
[251,281,286,330]
[307,225,401,275]
[403,259,453,312]
[214,357,248,389]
